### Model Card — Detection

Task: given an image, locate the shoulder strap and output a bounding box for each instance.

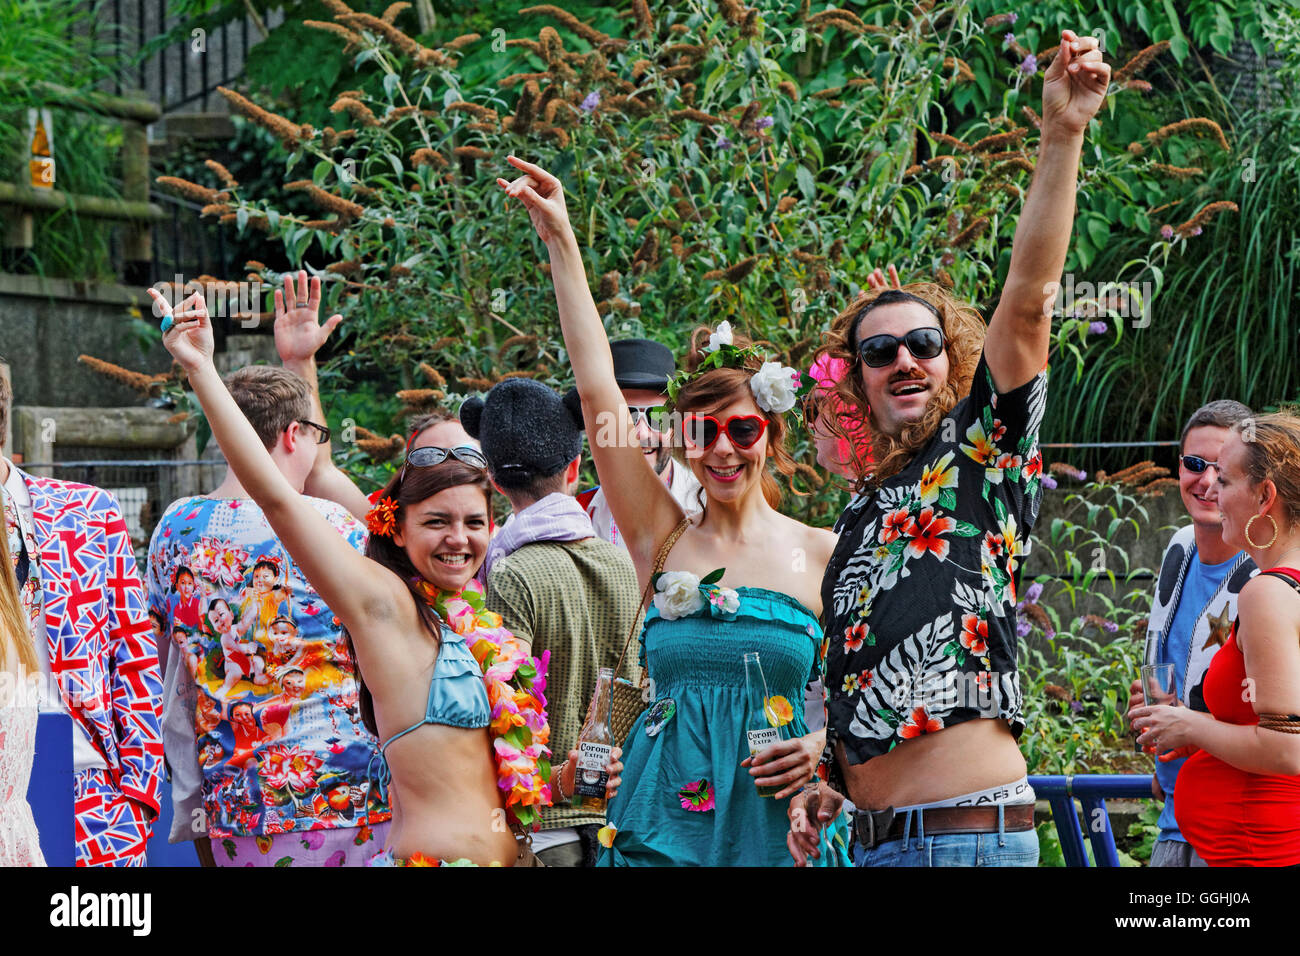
[1262,569,1300,594]
[612,516,692,681]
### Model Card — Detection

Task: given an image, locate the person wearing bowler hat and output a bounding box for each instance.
[575,339,702,550]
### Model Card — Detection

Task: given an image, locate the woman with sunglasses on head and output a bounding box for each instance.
[500,156,850,866]
[149,288,575,866]
[1131,412,1300,866]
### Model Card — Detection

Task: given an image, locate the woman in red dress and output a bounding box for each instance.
[1132,411,1300,866]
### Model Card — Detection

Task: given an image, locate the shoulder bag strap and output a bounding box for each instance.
[612,516,692,681]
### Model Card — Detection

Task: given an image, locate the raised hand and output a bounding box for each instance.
[148,288,214,374]
[866,263,902,292]
[274,270,343,366]
[1042,29,1110,135]
[497,155,574,246]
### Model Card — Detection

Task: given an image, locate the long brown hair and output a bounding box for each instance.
[355,459,491,734]
[672,326,800,510]
[814,282,986,490]
[0,494,37,675]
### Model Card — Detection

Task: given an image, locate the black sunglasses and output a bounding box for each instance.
[857,327,945,368]
[405,444,489,470]
[628,405,668,429]
[297,420,331,445]
[1180,455,1219,474]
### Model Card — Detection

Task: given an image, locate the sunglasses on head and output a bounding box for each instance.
[405,444,489,470]
[857,327,945,368]
[682,414,768,452]
[1180,454,1219,474]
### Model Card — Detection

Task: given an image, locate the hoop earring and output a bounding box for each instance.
[1245,513,1280,550]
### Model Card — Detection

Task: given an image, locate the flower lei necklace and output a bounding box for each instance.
[409,576,552,830]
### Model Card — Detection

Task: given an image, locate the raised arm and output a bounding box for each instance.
[498,156,682,574]
[984,30,1110,393]
[151,288,408,639]
[272,270,370,522]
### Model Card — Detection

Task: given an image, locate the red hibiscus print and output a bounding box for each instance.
[880,508,911,544]
[1023,453,1042,480]
[990,419,1007,442]
[904,508,955,560]
[984,532,1004,558]
[843,622,868,652]
[899,707,944,739]
[961,612,989,656]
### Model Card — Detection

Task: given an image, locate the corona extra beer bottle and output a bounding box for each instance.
[572,667,614,811]
[744,652,782,797]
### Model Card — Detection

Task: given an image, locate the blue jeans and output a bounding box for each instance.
[852,806,1039,867]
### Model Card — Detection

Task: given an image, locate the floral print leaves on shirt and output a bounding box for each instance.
[848,615,958,743]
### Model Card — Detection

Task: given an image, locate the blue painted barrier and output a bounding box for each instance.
[1029,774,1154,867]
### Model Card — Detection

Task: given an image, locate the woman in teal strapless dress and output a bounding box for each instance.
[500,156,851,866]
[601,587,850,866]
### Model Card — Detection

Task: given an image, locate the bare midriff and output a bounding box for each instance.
[838,718,1027,811]
[382,723,518,866]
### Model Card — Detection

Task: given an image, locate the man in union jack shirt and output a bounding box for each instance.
[1,373,164,866]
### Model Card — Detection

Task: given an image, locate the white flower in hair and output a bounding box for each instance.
[653,571,706,620]
[705,321,734,353]
[750,361,800,413]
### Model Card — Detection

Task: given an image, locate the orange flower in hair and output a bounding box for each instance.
[366,496,399,538]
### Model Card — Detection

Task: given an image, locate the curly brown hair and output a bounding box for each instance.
[813,283,987,490]
[672,326,800,510]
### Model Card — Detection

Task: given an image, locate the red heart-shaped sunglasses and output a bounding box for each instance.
[681,414,768,451]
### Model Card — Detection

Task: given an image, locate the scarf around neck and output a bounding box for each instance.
[482,492,594,579]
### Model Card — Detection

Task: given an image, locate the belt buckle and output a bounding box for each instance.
[854,806,896,850]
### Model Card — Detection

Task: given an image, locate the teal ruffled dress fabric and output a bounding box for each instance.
[598,587,851,866]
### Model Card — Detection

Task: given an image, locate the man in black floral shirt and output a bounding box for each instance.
[790,29,1111,868]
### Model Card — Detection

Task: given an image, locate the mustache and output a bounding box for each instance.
[888,372,927,385]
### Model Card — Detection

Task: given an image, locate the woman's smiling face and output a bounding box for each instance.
[393,484,491,591]
[682,394,769,507]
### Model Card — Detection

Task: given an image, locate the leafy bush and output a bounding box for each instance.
[155,0,1257,509]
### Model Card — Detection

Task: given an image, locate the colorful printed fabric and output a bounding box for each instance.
[366,848,481,867]
[2,480,41,642]
[147,495,390,838]
[821,355,1047,765]
[74,768,150,867]
[212,819,389,867]
[15,469,164,820]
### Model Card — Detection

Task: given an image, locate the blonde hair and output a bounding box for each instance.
[1234,410,1300,527]
[0,494,37,676]
[813,282,987,490]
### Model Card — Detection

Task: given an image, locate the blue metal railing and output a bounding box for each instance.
[1030,774,1153,867]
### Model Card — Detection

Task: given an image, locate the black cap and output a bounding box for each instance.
[460,379,584,488]
[610,338,675,393]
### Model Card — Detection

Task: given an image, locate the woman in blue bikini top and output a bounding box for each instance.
[501,156,849,865]
[156,277,524,866]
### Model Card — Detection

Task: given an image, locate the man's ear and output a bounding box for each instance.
[565,456,582,485]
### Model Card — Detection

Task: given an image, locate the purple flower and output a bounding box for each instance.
[1008,12,1018,23]
[754,115,774,130]
[1103,619,1119,633]
[1004,33,1015,44]
[1020,54,1038,75]
[1191,226,1203,236]
[1160,224,1174,240]
[715,134,733,150]
[1070,700,1084,713]
[1041,474,1058,490]
[1016,616,1032,638]
[580,91,600,113]
[1088,320,1109,335]
[1025,582,1044,604]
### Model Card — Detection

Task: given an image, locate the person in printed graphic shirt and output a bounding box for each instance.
[147,271,390,868]
[790,30,1111,867]
[171,566,203,630]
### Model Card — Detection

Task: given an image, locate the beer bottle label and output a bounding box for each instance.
[575,741,612,797]
[747,727,780,753]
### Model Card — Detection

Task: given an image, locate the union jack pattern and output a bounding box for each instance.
[17,469,164,865]
[74,768,151,866]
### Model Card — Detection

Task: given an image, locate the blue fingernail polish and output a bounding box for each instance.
[160,315,173,332]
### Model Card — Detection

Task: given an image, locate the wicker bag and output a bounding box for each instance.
[584,517,692,746]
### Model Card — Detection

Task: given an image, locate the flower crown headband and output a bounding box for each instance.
[665,322,814,417]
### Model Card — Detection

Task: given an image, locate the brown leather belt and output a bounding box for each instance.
[854,804,1035,850]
